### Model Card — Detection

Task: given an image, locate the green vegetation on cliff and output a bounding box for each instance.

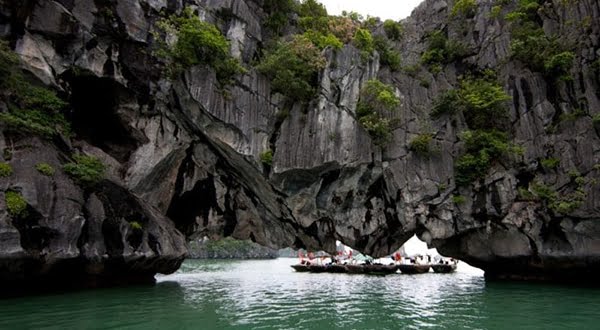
[263,0,298,35]
[129,221,143,231]
[505,0,575,79]
[155,8,245,85]
[529,174,587,215]
[0,162,13,177]
[451,0,478,17]
[374,36,401,71]
[5,190,27,218]
[409,134,433,156]
[455,130,512,185]
[383,20,403,41]
[0,40,70,138]
[432,74,511,130]
[257,35,326,103]
[35,163,55,176]
[63,154,106,187]
[353,28,375,59]
[298,0,345,50]
[258,1,404,104]
[431,73,518,186]
[357,79,399,146]
[260,150,274,166]
[421,30,467,73]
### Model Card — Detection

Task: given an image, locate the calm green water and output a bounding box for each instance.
[0,259,599,329]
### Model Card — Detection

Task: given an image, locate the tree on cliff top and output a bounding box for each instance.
[155,7,245,85]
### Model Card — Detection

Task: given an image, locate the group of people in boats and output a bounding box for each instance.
[292,250,458,274]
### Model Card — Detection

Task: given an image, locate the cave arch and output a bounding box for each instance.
[65,72,144,162]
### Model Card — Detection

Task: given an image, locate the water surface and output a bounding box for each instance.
[0,259,598,329]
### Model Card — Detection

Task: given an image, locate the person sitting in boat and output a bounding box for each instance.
[393,252,402,263]
[330,255,338,265]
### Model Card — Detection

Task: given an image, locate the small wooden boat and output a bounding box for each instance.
[291,264,310,272]
[325,264,347,273]
[344,264,365,274]
[363,264,398,275]
[431,263,457,273]
[398,264,430,274]
[307,264,327,273]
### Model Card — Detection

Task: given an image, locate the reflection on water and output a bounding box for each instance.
[164,259,486,329]
[0,259,598,329]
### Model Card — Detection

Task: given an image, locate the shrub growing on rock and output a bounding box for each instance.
[458,77,512,130]
[530,179,586,215]
[260,150,274,166]
[431,90,461,118]
[593,114,600,130]
[455,130,512,186]
[420,30,467,72]
[303,30,343,50]
[263,0,297,35]
[0,162,12,177]
[298,0,329,32]
[155,8,245,85]
[451,0,478,17]
[452,195,466,204]
[5,190,27,218]
[356,79,399,146]
[506,0,575,79]
[409,134,433,156]
[430,72,514,186]
[383,20,403,41]
[257,35,326,103]
[0,40,70,138]
[63,154,106,187]
[374,36,401,71]
[35,163,55,176]
[328,16,360,43]
[540,158,560,170]
[353,28,375,59]
[431,75,511,130]
[0,40,19,88]
[544,51,575,80]
[129,221,143,231]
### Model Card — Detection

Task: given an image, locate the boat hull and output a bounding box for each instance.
[308,264,328,273]
[291,264,310,272]
[344,264,365,274]
[363,264,398,275]
[326,264,347,273]
[398,264,430,274]
[431,264,457,273]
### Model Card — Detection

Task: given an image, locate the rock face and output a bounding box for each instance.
[0,136,187,291]
[0,0,598,287]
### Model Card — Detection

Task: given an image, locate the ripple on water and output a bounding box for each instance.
[1,259,600,329]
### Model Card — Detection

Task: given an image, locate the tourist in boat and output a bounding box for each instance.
[393,252,402,263]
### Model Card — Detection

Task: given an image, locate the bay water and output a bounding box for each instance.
[0,259,598,329]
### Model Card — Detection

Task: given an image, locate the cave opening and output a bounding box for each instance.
[167,175,222,238]
[66,73,139,162]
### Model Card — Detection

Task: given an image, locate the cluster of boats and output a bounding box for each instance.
[291,259,458,275]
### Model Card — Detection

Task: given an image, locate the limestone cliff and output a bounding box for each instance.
[0,0,599,289]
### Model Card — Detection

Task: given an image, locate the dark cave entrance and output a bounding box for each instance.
[67,74,140,162]
[166,175,225,238]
